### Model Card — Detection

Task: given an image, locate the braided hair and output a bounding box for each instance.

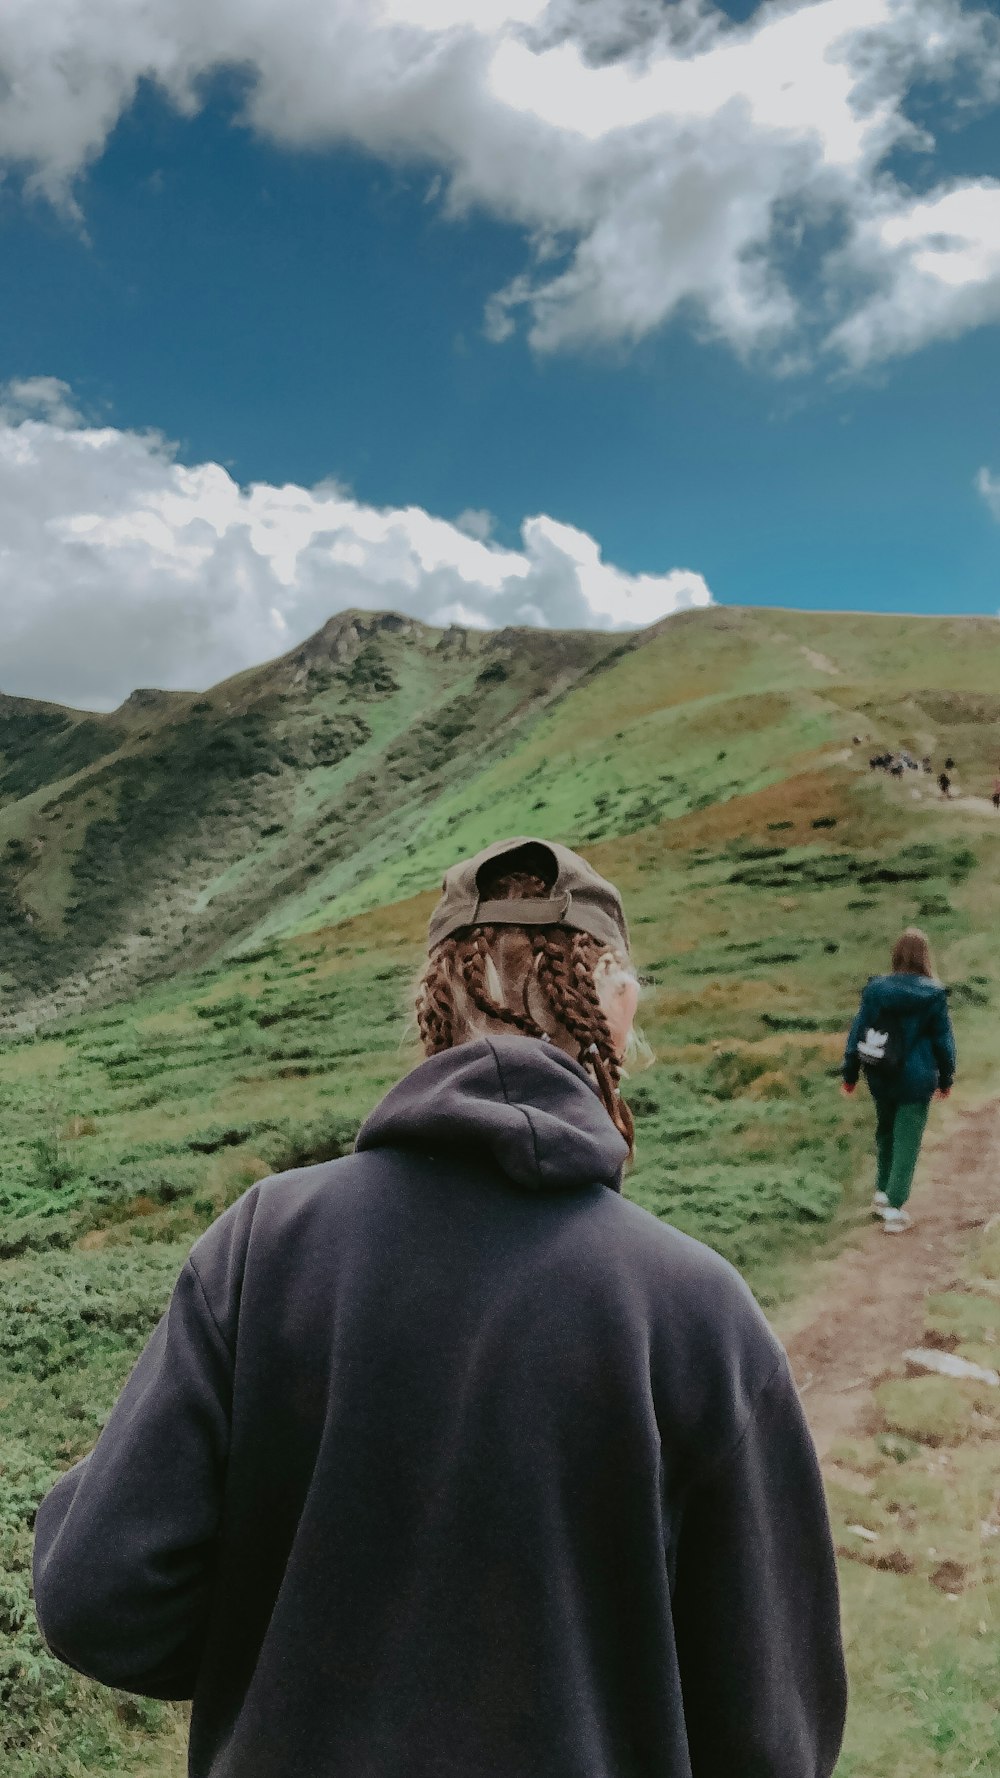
[415,869,636,1159]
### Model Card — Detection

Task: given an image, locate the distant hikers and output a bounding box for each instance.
[842,927,956,1234]
[869,749,927,776]
[33,835,848,1778]
[868,750,967,790]
[992,776,1000,811]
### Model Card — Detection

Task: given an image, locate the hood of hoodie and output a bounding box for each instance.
[871,972,947,1013]
[355,1034,628,1192]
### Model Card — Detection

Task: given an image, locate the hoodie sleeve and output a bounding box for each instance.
[32,1191,257,1699]
[842,982,870,1085]
[929,989,956,1091]
[671,1359,847,1778]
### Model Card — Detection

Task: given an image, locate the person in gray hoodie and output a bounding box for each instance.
[34,836,847,1778]
[842,926,956,1233]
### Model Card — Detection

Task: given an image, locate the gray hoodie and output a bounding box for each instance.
[34,1034,846,1778]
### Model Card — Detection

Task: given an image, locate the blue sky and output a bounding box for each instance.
[1,1,999,705]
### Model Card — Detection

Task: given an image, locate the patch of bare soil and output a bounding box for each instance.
[800,646,840,676]
[777,1101,1000,1456]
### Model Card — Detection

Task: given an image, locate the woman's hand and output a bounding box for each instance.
[935,1087,951,1099]
[840,1082,856,1096]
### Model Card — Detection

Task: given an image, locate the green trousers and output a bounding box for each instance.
[874,1098,929,1210]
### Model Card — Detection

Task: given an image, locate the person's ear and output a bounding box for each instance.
[596,963,639,1060]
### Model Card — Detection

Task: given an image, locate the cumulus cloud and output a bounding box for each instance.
[830,182,1000,365]
[0,0,998,367]
[0,376,84,428]
[0,380,711,710]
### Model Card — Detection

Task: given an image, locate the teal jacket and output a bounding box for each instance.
[843,973,956,1103]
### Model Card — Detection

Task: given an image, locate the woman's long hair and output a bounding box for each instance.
[890,926,937,979]
[415,867,637,1158]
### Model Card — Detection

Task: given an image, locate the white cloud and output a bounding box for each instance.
[830,182,1000,364]
[976,464,1000,520]
[0,380,711,710]
[0,376,84,428]
[0,0,998,367]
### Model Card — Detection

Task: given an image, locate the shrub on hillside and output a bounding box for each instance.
[727,839,978,892]
[194,994,253,1028]
[705,1048,773,1099]
[635,1158,841,1271]
[343,642,398,695]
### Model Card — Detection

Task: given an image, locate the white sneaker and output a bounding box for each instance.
[872,1191,889,1217]
[882,1207,912,1234]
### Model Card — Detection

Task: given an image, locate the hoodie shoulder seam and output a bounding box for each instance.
[681,1356,787,1502]
[187,1253,235,1357]
[484,1037,546,1182]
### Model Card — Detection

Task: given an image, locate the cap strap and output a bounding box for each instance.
[473,893,572,927]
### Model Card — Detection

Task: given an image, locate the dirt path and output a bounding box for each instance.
[914,791,998,816]
[775,1100,1000,1456]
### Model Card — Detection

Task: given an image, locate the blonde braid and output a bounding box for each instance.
[533,929,635,1156]
[414,867,635,1160]
[460,929,545,1038]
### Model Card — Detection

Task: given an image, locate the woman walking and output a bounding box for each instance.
[33,836,847,1778]
[842,927,956,1233]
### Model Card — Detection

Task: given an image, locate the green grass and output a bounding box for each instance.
[0,1240,192,1778]
[0,614,616,1022]
[831,1218,1000,1776]
[3,603,1000,1773]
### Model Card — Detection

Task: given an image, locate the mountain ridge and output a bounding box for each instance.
[0,608,620,1023]
[2,602,999,1030]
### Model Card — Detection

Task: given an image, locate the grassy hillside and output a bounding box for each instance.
[260,604,1000,933]
[0,610,617,1027]
[2,603,1000,1775]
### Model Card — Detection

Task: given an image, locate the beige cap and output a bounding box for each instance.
[427,837,629,955]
